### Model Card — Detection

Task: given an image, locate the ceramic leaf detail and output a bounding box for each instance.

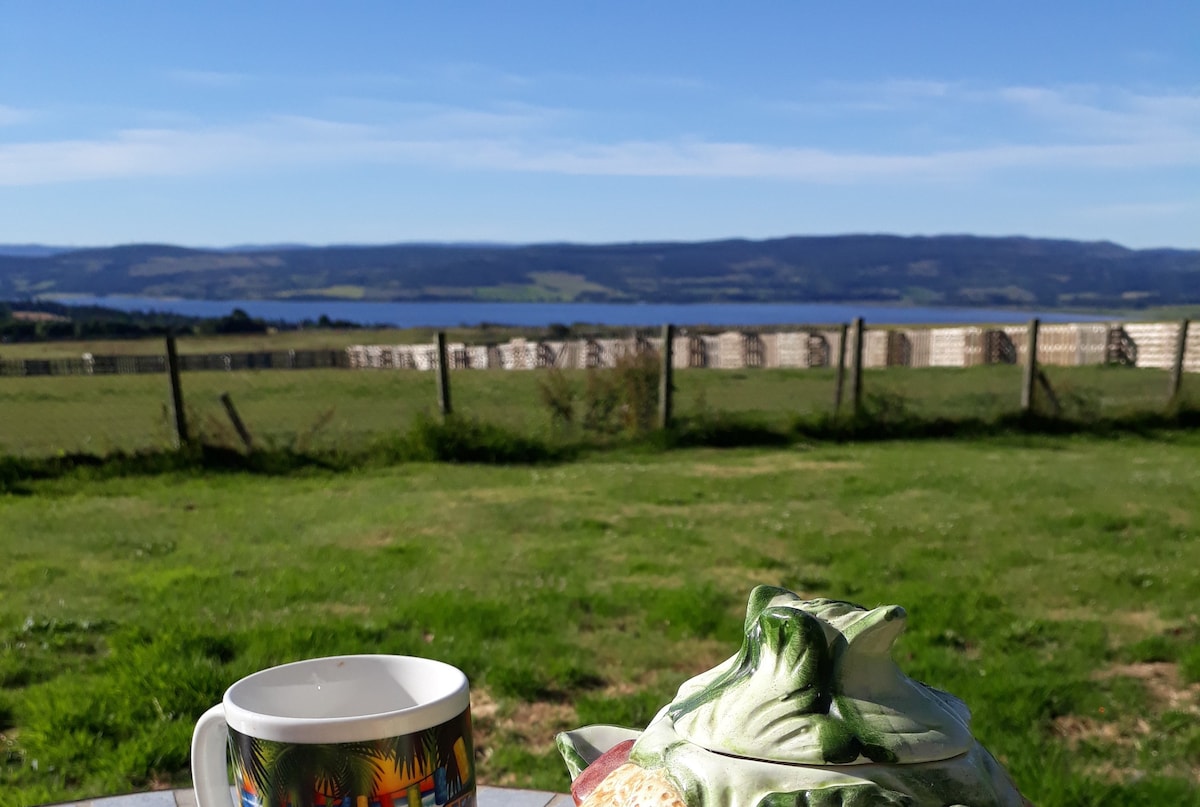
[669,586,974,765]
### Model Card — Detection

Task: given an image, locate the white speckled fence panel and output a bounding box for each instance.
[346,321,1186,373]
[929,327,967,367]
[822,329,844,368]
[761,333,780,368]
[596,338,629,367]
[605,338,624,367]
[1187,325,1200,373]
[531,341,562,368]
[671,335,692,368]
[775,331,808,367]
[1078,324,1110,365]
[716,331,745,369]
[397,345,419,369]
[1043,323,1106,366]
[557,341,580,369]
[963,328,985,367]
[1123,323,1177,369]
[862,330,889,368]
[1001,325,1028,364]
[906,329,931,368]
[1036,324,1076,366]
[466,345,490,368]
[496,342,518,370]
[411,344,440,371]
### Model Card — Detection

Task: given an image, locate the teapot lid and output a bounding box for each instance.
[661,586,975,766]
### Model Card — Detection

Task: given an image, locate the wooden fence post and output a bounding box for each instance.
[1169,319,1190,403]
[220,392,254,451]
[850,317,865,418]
[1021,318,1040,413]
[436,331,452,418]
[165,335,189,448]
[659,323,674,429]
[833,323,848,415]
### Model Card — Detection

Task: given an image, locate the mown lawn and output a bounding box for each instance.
[2,435,1200,807]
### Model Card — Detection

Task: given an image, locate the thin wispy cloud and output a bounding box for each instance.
[773,79,1200,136]
[997,85,1200,141]
[0,105,33,126]
[3,80,1198,187]
[419,61,535,89]
[4,121,1198,188]
[819,78,958,110]
[167,69,251,87]
[325,99,570,136]
[615,73,711,92]
[1078,200,1194,219]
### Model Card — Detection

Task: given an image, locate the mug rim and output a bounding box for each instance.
[222,653,470,744]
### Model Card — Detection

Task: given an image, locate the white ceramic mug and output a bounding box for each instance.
[191,655,475,807]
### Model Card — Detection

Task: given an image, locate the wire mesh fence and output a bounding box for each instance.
[1,319,1196,458]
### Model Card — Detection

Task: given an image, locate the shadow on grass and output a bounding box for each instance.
[3,406,1199,492]
[794,405,1200,442]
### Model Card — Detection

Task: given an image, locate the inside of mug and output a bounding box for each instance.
[228,655,464,720]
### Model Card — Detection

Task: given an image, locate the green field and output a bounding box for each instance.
[0,327,546,360]
[2,435,1200,806]
[1,359,1195,458]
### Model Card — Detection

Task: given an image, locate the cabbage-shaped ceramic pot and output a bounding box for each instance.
[558,586,1032,807]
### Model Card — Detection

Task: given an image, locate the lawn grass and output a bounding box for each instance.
[2,435,1200,806]
[2,361,1196,457]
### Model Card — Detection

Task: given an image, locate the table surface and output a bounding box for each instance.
[44,786,573,807]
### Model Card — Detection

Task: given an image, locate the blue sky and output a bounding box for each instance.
[2,1,1198,249]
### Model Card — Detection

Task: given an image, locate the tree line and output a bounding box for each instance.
[0,300,364,343]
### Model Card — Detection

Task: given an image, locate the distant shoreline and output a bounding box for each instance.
[27,295,1116,329]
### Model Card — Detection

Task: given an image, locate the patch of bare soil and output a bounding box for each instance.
[469,688,501,770]
[472,687,578,786]
[1096,661,1200,714]
[1052,661,1200,784]
[1044,607,1172,645]
[1052,714,1152,749]
[322,602,371,617]
[340,528,396,548]
[684,455,862,479]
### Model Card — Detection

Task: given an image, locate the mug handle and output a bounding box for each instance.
[192,704,237,807]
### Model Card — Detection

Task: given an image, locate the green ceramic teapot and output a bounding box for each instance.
[558,585,1032,807]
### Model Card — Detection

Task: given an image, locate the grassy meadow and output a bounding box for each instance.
[2,435,1200,806]
[1,358,1196,457]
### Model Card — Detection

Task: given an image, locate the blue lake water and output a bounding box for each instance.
[49,296,1110,328]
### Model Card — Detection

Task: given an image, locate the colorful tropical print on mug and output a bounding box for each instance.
[228,708,475,807]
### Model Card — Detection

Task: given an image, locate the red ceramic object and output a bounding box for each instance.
[569,739,635,805]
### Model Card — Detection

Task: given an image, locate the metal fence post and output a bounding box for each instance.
[850,317,864,418]
[659,323,674,429]
[165,335,189,448]
[1021,318,1040,412]
[833,323,848,415]
[220,392,254,451]
[1169,319,1190,404]
[436,331,452,418]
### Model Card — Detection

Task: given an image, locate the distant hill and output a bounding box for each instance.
[2,235,1199,309]
[0,244,81,258]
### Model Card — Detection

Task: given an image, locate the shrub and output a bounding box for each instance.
[393,414,559,464]
[536,347,661,437]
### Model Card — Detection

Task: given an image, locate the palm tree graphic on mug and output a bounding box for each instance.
[229,712,474,807]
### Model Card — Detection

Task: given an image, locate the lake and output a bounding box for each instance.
[47,296,1111,328]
